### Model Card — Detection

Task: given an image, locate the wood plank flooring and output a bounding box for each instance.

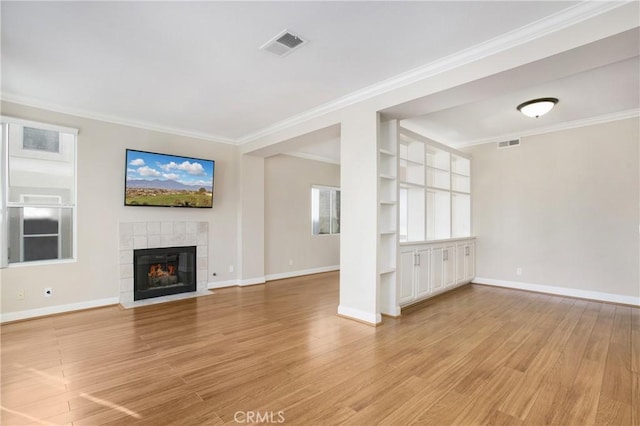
[1,272,638,425]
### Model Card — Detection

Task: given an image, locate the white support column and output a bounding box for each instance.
[338,108,381,325]
[238,154,265,286]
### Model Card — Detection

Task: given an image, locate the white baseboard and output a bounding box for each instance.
[337,305,382,325]
[265,265,340,281]
[207,277,266,288]
[399,280,471,309]
[381,305,402,317]
[474,277,640,306]
[239,277,266,286]
[1,297,119,323]
[208,267,340,290]
[0,266,340,324]
[207,279,239,290]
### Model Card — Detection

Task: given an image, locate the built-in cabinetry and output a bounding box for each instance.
[378,120,399,314]
[455,240,475,284]
[378,119,474,317]
[399,128,471,242]
[399,238,475,307]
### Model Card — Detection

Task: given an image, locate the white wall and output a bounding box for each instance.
[238,154,265,284]
[264,154,340,278]
[466,118,639,303]
[1,101,239,317]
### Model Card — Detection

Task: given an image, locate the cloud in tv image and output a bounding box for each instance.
[125,150,214,208]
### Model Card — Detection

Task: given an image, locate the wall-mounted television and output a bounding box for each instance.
[125,149,214,208]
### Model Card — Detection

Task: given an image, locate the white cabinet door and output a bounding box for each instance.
[465,242,475,281]
[398,239,474,306]
[455,242,475,284]
[455,244,466,284]
[443,245,455,288]
[430,247,444,292]
[398,251,416,304]
[416,249,430,298]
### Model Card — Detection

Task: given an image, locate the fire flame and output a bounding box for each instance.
[148,264,176,278]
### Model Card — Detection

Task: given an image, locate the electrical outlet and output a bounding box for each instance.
[229,265,234,273]
[288,259,294,266]
[516,267,523,276]
[17,290,24,300]
[44,287,53,297]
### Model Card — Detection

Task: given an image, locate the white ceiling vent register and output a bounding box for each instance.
[260,30,308,57]
[497,139,521,149]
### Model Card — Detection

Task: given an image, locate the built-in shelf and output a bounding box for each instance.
[400,181,425,189]
[399,129,471,243]
[379,119,401,318]
[400,158,424,166]
[379,120,474,318]
[426,165,449,173]
[400,236,476,246]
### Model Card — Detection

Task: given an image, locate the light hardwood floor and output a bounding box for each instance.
[1,272,638,425]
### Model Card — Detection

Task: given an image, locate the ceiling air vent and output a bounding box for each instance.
[260,29,308,57]
[497,139,521,149]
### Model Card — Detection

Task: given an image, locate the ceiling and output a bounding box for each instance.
[401,50,639,148]
[287,26,640,161]
[1,1,638,163]
[400,32,640,148]
[2,1,578,143]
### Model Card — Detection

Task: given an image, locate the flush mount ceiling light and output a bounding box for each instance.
[517,98,559,118]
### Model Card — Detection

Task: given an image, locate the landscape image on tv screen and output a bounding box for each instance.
[125,149,214,208]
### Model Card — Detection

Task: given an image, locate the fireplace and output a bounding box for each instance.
[133,246,196,301]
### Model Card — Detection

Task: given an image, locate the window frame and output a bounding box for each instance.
[311,184,341,236]
[1,116,78,268]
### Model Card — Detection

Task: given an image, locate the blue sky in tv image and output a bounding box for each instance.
[126,150,214,191]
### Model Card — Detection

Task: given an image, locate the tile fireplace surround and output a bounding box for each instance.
[118,221,209,308]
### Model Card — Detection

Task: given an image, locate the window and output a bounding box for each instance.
[1,117,77,266]
[22,127,61,153]
[311,186,340,235]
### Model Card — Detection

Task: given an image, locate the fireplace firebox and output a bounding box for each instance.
[133,246,196,301]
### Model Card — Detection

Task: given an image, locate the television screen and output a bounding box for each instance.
[125,149,214,208]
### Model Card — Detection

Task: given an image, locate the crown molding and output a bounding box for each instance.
[1,1,631,148]
[1,93,237,145]
[236,1,630,145]
[284,152,340,165]
[456,108,640,149]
